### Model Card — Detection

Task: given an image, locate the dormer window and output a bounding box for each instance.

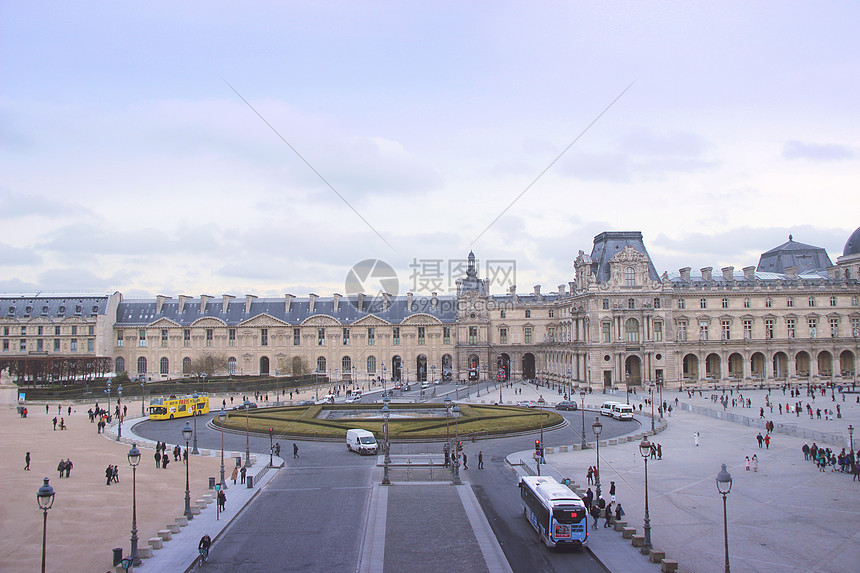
[92,305,99,315]
[7,306,14,315]
[58,305,66,315]
[42,305,49,315]
[75,305,82,314]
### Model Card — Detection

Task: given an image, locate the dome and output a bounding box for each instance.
[845,226,860,257]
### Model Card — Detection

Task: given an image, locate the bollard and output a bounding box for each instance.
[112,547,123,566]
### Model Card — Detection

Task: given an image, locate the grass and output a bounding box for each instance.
[217,403,563,440]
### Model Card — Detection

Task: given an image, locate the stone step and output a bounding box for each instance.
[649,550,666,563]
[148,537,163,550]
[661,559,679,573]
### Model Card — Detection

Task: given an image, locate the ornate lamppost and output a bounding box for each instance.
[218,408,227,489]
[191,391,200,454]
[592,416,602,501]
[649,383,655,432]
[579,390,587,449]
[716,463,733,573]
[116,384,123,440]
[106,378,112,418]
[244,399,251,466]
[140,381,145,417]
[452,404,462,485]
[381,400,391,485]
[182,422,194,520]
[37,477,55,573]
[849,424,855,453]
[639,437,653,552]
[127,443,142,566]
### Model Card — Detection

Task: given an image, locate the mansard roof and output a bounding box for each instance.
[589,231,660,283]
[757,235,833,274]
[0,294,109,320]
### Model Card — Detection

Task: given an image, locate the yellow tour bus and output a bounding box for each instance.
[149,394,210,420]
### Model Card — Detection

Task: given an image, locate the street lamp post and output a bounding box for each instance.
[37,477,55,573]
[658,378,664,419]
[452,404,462,485]
[182,422,193,520]
[649,383,655,432]
[268,427,274,467]
[106,379,112,418]
[592,417,602,501]
[244,398,251,466]
[716,463,733,573]
[218,408,227,490]
[381,400,391,485]
[579,390,587,449]
[639,437,653,552]
[191,391,200,454]
[140,382,145,417]
[127,443,142,566]
[382,365,387,392]
[117,385,123,440]
[849,424,855,453]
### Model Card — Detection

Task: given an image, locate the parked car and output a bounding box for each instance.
[556,400,578,411]
[296,400,315,406]
[401,384,411,391]
[421,381,431,389]
[393,382,402,390]
[232,402,258,411]
[517,400,538,408]
[345,395,361,404]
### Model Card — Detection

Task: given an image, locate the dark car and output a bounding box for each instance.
[555,400,578,411]
[232,402,258,411]
[296,400,315,406]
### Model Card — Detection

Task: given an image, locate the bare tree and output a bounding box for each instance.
[184,353,229,378]
[277,355,311,377]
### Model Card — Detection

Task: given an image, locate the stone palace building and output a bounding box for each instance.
[2,228,859,392]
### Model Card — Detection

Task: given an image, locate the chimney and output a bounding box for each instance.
[308,294,318,313]
[222,294,235,313]
[679,268,691,282]
[156,295,169,314]
[178,295,191,313]
[357,293,365,312]
[569,281,576,295]
[785,266,798,279]
[333,293,341,312]
[509,284,518,302]
[700,267,713,281]
[483,278,490,293]
[721,266,734,281]
[743,266,756,280]
[244,294,257,314]
[200,294,212,314]
[558,284,566,296]
[407,292,413,310]
[533,285,541,296]
[431,292,438,310]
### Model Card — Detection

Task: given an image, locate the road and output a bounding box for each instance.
[133,383,637,572]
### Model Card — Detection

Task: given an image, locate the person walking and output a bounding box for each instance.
[478,451,483,469]
[694,432,700,446]
[657,443,663,460]
[584,487,593,510]
[587,466,594,485]
[462,452,468,470]
[745,456,751,471]
[752,454,758,472]
[603,503,613,528]
[64,458,72,478]
[231,466,239,485]
[57,459,65,479]
[162,455,169,469]
[240,465,247,484]
[764,434,771,449]
[274,442,281,457]
[756,433,764,448]
[293,443,299,458]
[609,481,616,504]
[24,452,30,471]
[217,489,226,512]
[106,465,113,486]
[155,450,161,468]
[590,503,600,528]
[615,503,625,522]
[52,417,57,431]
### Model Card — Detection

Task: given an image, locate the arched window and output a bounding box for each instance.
[115,357,125,373]
[625,267,635,286]
[137,356,147,376]
[342,355,352,373]
[183,357,191,375]
[160,357,169,375]
[367,356,377,375]
[317,356,327,373]
[228,357,237,376]
[625,318,640,342]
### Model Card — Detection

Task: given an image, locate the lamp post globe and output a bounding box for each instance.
[218,408,227,489]
[182,422,194,520]
[639,437,653,551]
[591,416,603,500]
[37,477,55,573]
[716,463,733,573]
[127,443,142,566]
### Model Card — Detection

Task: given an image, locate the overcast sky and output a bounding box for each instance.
[2,1,858,300]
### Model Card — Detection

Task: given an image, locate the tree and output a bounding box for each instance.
[184,353,229,379]
[277,355,311,377]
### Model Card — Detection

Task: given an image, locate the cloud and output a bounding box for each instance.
[0,242,40,265]
[782,140,855,161]
[0,188,88,220]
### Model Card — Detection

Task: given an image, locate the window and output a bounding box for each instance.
[628,298,635,309]
[293,328,301,346]
[71,326,77,335]
[183,357,191,374]
[743,298,750,308]
[393,327,400,345]
[418,327,425,345]
[2,326,7,335]
[787,318,796,338]
[160,357,169,375]
[203,328,212,346]
[700,298,707,309]
[808,296,816,307]
[808,318,817,338]
[117,330,123,347]
[787,297,794,307]
[677,321,688,341]
[443,326,451,345]
[830,295,837,307]
[603,299,610,310]
[500,328,508,344]
[343,327,350,346]
[625,267,636,286]
[317,328,325,346]
[852,295,858,306]
[228,357,237,375]
[37,326,43,336]
[229,328,236,346]
[625,318,639,342]
[654,322,663,342]
[367,327,375,346]
[525,310,531,319]
[19,339,26,351]
[317,356,326,373]
[138,329,146,347]
[743,319,753,340]
[547,327,556,341]
[524,327,532,344]
[831,318,839,338]
[721,320,731,340]
[87,339,94,352]
[367,356,377,374]
[261,328,268,346]
[162,329,169,347]
[36,339,43,352]
[88,325,94,335]
[653,298,661,309]
[138,356,147,376]
[601,322,611,342]
[342,355,352,373]
[852,318,860,337]
[765,319,774,339]
[53,339,60,351]
[699,321,709,341]
[70,338,77,352]
[548,309,554,318]
[2,340,8,352]
[54,326,60,336]
[183,329,190,347]
[469,326,478,344]
[678,299,686,310]
[721,298,728,309]
[765,297,772,308]
[500,310,506,319]
[115,357,125,373]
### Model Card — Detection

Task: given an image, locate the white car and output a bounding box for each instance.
[345,395,361,404]
[421,381,431,389]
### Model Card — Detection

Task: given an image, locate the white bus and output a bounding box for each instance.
[520,476,588,548]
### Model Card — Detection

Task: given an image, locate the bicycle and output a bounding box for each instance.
[197,546,209,567]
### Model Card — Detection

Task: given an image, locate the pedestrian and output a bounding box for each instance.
[745,456,750,471]
[463,452,468,470]
[609,481,616,504]
[52,417,57,431]
[587,466,594,485]
[240,465,247,484]
[585,487,593,509]
[174,445,180,461]
[183,449,188,464]
[217,489,226,512]
[231,466,239,485]
[802,443,810,460]
[155,450,161,468]
[46,404,49,415]
[274,442,281,457]
[694,432,699,447]
[293,443,299,458]
[756,433,764,448]
[764,434,771,450]
[57,459,65,478]
[752,454,758,472]
[478,451,484,469]
[603,503,613,527]
[162,455,169,469]
[65,458,72,478]
[657,443,663,460]
[112,464,119,483]
[25,452,30,471]
[59,417,65,430]
[106,465,113,486]
[67,405,71,416]
[615,503,625,522]
[590,503,600,528]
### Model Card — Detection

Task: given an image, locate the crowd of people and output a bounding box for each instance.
[802,442,860,477]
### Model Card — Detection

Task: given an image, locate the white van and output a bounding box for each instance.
[611,404,634,421]
[599,401,622,416]
[346,429,379,455]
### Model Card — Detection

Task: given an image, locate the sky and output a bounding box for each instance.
[1,1,858,300]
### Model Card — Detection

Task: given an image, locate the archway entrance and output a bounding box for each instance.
[441,354,453,381]
[751,352,765,379]
[468,354,480,382]
[522,353,536,380]
[683,354,699,380]
[260,356,270,376]
[392,356,402,382]
[624,355,642,385]
[706,354,721,380]
[416,354,427,382]
[728,353,743,379]
[840,350,855,376]
[497,353,510,381]
[773,352,788,379]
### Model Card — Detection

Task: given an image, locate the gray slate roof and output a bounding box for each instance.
[1,295,108,319]
[589,231,660,283]
[757,235,833,274]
